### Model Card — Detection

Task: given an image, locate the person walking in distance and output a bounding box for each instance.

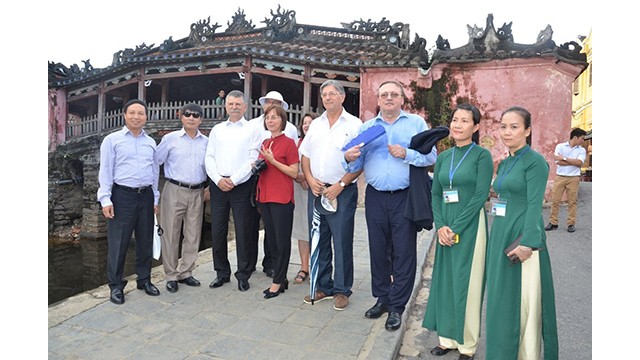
[155,103,209,293]
[544,128,587,233]
[97,99,161,305]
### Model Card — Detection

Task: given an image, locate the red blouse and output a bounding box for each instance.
[256,134,299,204]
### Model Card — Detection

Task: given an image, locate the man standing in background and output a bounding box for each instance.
[545,128,587,233]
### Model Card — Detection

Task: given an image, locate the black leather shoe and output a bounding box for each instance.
[209,277,230,288]
[385,311,402,331]
[458,354,475,360]
[365,303,388,319]
[567,225,576,233]
[110,289,124,305]
[178,276,201,287]
[238,279,250,291]
[166,281,178,293]
[430,346,454,356]
[545,223,558,231]
[137,282,160,296]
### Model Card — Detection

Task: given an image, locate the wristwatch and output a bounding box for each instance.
[339,181,346,188]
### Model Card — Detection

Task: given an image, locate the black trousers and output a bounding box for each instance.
[257,201,294,284]
[210,179,256,280]
[365,185,416,314]
[106,185,154,290]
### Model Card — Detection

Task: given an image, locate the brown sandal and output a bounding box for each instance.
[294,270,309,283]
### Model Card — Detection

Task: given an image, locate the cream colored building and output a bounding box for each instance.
[571,29,592,180]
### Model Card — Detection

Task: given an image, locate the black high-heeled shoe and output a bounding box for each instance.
[263,279,289,294]
[264,283,286,299]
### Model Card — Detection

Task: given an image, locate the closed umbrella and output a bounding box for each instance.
[308,204,321,304]
[309,193,337,304]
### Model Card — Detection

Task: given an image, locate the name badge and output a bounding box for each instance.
[490,197,507,217]
[443,189,459,203]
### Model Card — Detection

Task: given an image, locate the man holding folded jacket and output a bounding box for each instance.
[343,80,437,331]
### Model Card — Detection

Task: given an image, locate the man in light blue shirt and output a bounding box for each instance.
[344,81,436,330]
[97,99,160,305]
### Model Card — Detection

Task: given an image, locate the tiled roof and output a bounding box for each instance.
[48,6,428,88]
[48,10,587,88]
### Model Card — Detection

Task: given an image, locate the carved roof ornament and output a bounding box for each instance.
[188,17,222,45]
[341,17,408,48]
[261,5,297,41]
[111,42,155,66]
[432,13,587,64]
[227,8,255,33]
[408,33,429,67]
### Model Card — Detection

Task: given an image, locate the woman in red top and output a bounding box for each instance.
[255,105,300,298]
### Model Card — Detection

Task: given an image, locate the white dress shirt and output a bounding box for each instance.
[204,118,262,186]
[299,108,362,183]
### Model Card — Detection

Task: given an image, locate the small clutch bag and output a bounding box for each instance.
[503,235,522,265]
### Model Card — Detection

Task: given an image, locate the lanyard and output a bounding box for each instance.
[449,143,475,188]
[495,146,530,195]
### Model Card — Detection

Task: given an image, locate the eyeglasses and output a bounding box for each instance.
[378,92,402,99]
[321,91,342,98]
[183,111,201,118]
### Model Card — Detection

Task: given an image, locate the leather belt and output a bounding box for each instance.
[114,183,151,193]
[377,187,407,194]
[168,179,207,189]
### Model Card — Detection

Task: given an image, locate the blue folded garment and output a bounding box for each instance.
[341,124,386,151]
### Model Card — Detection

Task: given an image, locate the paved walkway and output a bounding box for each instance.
[48,207,435,359]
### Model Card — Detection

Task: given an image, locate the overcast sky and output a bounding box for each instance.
[44,0,592,69]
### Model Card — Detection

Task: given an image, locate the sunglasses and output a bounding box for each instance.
[183,111,202,119]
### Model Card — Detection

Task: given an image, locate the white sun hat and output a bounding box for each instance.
[258,90,289,110]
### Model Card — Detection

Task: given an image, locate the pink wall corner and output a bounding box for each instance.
[48,88,67,152]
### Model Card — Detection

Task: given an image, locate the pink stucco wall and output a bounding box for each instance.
[48,88,67,152]
[359,58,583,198]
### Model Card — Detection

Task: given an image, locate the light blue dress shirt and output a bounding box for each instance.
[155,128,208,185]
[97,126,160,207]
[344,111,437,191]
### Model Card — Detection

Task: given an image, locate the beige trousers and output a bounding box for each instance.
[160,182,204,281]
[549,175,580,226]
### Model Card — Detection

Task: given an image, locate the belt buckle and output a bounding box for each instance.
[137,187,145,193]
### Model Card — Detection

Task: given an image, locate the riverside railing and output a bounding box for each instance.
[65,100,313,140]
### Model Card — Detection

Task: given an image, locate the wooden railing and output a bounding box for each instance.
[65,100,316,139]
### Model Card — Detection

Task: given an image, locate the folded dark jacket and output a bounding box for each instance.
[404,126,450,231]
